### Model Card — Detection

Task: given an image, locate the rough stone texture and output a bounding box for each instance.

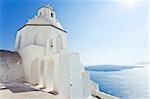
[0,50,24,83]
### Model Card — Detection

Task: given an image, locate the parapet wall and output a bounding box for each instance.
[0,50,24,83]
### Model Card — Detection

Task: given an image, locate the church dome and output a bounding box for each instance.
[26,5,63,30]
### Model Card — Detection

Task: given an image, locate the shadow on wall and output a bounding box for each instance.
[0,50,24,83]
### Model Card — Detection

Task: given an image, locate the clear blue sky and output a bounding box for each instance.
[0,0,148,65]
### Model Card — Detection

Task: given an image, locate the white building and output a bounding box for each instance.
[15,5,119,99]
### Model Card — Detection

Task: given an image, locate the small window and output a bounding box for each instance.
[50,40,53,48]
[50,43,53,47]
[51,12,54,18]
[40,12,42,16]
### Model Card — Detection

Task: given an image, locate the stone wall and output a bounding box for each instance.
[0,50,24,83]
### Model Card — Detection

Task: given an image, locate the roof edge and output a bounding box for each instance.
[17,24,67,33]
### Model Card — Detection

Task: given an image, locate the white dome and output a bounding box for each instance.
[27,6,63,30]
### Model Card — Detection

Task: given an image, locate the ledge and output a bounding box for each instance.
[17,24,67,33]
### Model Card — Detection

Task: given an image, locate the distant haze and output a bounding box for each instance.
[135,61,150,65]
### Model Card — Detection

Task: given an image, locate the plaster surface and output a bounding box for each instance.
[0,50,24,83]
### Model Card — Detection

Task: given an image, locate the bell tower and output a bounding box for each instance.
[15,5,67,83]
[15,5,100,99]
[37,5,56,20]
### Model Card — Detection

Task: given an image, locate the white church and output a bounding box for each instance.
[5,5,119,99]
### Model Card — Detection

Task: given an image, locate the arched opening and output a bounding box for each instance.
[51,12,54,18]
[40,60,44,75]
[17,35,21,50]
[48,39,53,53]
[49,39,53,48]
[30,58,39,85]
[39,60,45,87]
[46,59,54,90]
[39,12,42,16]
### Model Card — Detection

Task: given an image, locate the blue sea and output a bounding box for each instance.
[85,65,149,99]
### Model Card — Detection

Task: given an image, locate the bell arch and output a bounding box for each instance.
[46,37,54,54]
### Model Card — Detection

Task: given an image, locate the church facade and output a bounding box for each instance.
[15,6,118,99]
